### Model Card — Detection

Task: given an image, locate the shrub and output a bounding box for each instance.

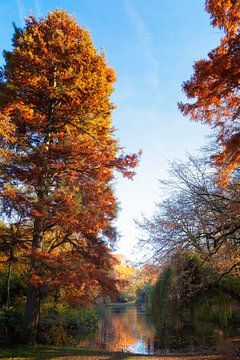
[0,307,23,344]
[38,304,99,346]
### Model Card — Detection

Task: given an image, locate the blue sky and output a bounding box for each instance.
[0,0,222,260]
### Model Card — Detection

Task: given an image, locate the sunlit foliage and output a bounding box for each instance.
[0,10,139,341]
[179,0,240,183]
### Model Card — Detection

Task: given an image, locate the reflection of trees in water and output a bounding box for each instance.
[151,305,229,352]
[148,255,239,353]
[80,304,236,354]
[95,305,156,352]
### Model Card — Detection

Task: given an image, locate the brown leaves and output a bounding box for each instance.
[179,1,240,183]
[29,243,118,304]
[206,0,240,36]
[0,9,139,306]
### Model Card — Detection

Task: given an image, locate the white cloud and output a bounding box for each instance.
[16,0,25,27]
[124,0,161,96]
[34,0,41,18]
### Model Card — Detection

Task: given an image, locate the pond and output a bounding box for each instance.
[79,303,240,355]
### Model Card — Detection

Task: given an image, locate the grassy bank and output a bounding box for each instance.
[0,345,237,360]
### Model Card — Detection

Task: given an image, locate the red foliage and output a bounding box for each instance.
[0,10,139,309]
[179,0,240,183]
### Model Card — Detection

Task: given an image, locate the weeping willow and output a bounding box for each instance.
[150,252,239,330]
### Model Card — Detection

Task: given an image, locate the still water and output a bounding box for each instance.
[79,304,240,355]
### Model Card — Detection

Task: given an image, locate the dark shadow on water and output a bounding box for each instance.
[78,303,240,355]
[5,303,239,359]
[0,347,136,360]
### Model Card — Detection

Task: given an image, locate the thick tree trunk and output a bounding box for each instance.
[21,285,40,344]
[21,218,43,344]
[22,101,52,343]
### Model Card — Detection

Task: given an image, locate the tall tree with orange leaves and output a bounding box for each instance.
[179,0,240,184]
[0,10,139,342]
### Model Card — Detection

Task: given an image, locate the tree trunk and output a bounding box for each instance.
[22,100,52,343]
[21,285,40,344]
[6,258,12,309]
[53,287,61,309]
[21,218,43,344]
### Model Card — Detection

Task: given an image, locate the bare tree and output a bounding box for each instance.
[137,156,240,281]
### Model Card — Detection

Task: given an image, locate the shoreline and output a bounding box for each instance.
[0,344,239,360]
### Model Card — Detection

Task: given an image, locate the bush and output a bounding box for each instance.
[0,307,23,344]
[0,267,27,307]
[38,304,99,346]
[0,304,99,346]
[149,251,240,329]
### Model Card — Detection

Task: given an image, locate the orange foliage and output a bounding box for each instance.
[0,9,139,319]
[112,255,158,300]
[206,0,240,36]
[81,306,154,352]
[179,0,240,183]
[113,256,136,298]
[30,241,119,304]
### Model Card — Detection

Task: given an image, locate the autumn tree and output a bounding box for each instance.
[178,0,240,183]
[111,255,158,303]
[0,10,139,342]
[138,157,240,327]
[113,254,136,302]
[137,156,240,279]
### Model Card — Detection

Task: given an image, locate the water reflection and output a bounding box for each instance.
[80,304,154,354]
[79,304,239,354]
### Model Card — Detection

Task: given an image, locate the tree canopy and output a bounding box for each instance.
[0,10,139,341]
[138,156,240,280]
[179,0,240,183]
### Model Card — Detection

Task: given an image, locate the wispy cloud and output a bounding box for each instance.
[34,0,41,18]
[16,0,25,26]
[125,0,160,95]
